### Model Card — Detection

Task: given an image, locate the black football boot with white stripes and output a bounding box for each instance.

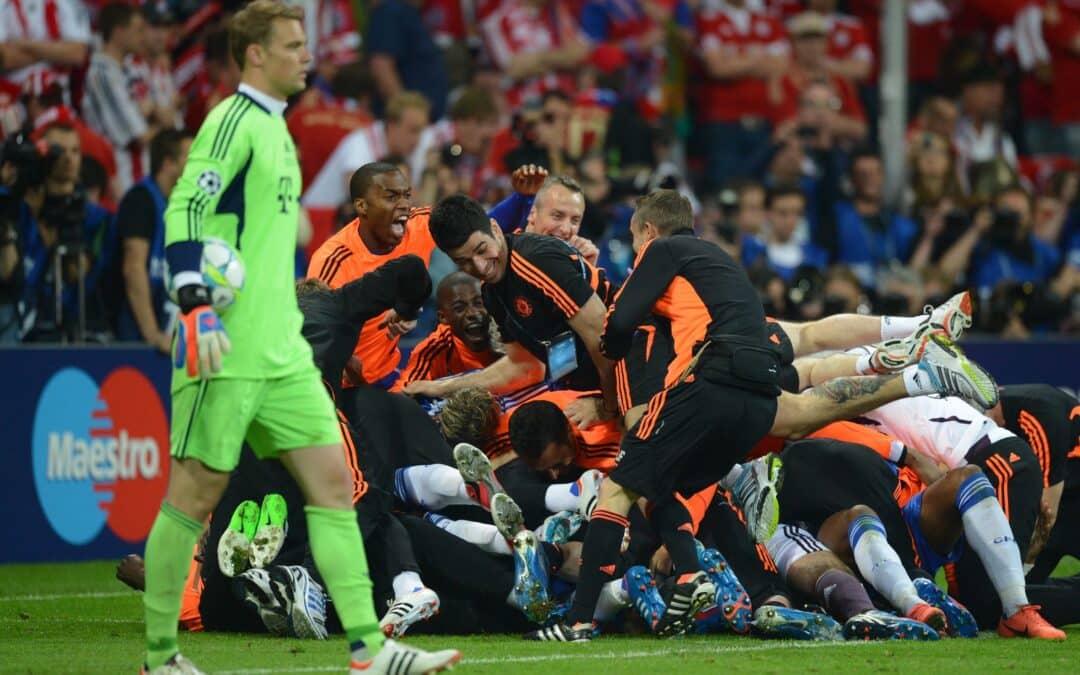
[654,571,716,637]
[523,620,595,642]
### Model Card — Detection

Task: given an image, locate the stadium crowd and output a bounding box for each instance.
[0,0,1078,346]
[2,1,1079,673]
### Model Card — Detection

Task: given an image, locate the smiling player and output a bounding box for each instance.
[394,272,500,391]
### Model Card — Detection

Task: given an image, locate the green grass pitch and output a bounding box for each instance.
[2,558,1079,674]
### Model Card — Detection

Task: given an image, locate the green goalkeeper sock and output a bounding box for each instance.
[305,505,384,656]
[143,502,203,669]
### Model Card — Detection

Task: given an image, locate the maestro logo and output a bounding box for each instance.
[32,367,169,545]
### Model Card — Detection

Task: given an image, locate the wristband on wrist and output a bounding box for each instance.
[177,284,212,314]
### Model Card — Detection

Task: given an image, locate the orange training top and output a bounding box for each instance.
[307,208,436,386]
[392,323,499,391]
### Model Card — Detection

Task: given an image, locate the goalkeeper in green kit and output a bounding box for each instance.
[142,2,460,673]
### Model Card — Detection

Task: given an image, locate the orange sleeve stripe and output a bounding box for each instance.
[317,245,353,284]
[636,388,668,440]
[1017,411,1051,488]
[614,360,631,414]
[400,329,454,385]
[985,455,1012,520]
[509,252,580,317]
[756,544,778,573]
[337,410,367,503]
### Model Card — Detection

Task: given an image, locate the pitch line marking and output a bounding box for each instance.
[217,639,890,674]
[0,590,131,601]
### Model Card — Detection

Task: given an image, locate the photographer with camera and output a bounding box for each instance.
[115,128,193,352]
[0,134,42,343]
[972,187,1062,291]
[19,123,114,342]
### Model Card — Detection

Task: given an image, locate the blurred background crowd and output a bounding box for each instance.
[0,0,1078,349]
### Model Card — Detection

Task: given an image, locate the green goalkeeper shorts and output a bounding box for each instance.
[170,367,342,472]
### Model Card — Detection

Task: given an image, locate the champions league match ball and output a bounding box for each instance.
[200,237,246,311]
[167,237,245,312]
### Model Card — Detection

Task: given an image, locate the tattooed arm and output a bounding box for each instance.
[771,374,907,439]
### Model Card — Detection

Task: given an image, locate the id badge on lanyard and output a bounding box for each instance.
[543,331,579,382]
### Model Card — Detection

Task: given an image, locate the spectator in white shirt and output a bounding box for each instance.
[303,91,430,208]
[82,2,162,192]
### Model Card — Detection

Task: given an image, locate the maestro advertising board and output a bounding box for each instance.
[1,348,171,563]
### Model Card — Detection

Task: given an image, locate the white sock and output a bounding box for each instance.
[545,482,579,512]
[855,353,876,375]
[956,473,1028,617]
[902,365,936,396]
[395,465,471,510]
[426,514,512,555]
[593,578,630,622]
[849,514,922,614]
[881,315,924,340]
[392,570,424,599]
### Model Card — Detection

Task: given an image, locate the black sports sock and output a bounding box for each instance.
[650,497,700,576]
[815,569,875,622]
[567,509,628,625]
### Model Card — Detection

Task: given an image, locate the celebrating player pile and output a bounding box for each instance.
[129,4,1075,672]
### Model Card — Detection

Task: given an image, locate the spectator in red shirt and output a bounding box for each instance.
[478,0,591,108]
[849,0,953,114]
[287,63,376,191]
[772,12,867,147]
[806,0,874,82]
[1043,0,1080,158]
[0,0,91,107]
[696,0,789,190]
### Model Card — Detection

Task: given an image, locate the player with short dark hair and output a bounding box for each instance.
[307,161,435,389]
[407,194,618,428]
[394,272,499,392]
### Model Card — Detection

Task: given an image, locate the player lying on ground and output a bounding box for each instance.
[761,438,1064,639]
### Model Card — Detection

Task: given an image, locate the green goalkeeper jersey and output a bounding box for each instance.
[165,85,312,389]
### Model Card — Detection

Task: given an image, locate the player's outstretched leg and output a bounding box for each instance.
[143,458,230,674]
[948,471,1065,639]
[871,292,973,372]
[281,444,462,672]
[917,335,999,409]
[454,442,506,511]
[838,509,946,634]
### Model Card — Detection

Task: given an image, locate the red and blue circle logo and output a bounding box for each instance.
[31,367,170,545]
